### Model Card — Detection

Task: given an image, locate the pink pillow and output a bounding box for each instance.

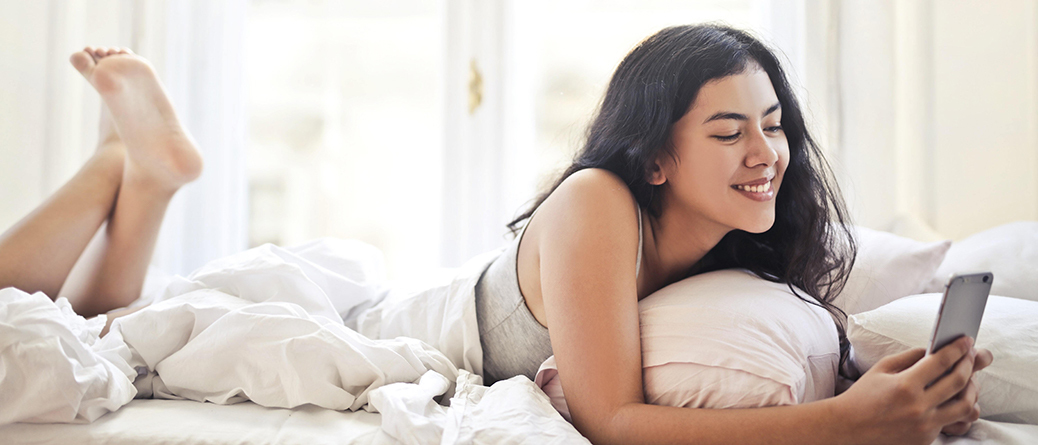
[535,269,839,419]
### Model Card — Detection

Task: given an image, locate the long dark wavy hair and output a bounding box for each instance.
[506,24,858,372]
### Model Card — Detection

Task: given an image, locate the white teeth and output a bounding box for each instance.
[736,181,771,193]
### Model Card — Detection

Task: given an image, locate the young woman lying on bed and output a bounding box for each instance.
[0,24,993,445]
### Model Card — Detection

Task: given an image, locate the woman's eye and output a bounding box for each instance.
[766,125,783,133]
[714,133,740,142]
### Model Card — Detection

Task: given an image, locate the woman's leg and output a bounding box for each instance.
[69,47,203,317]
[0,47,203,318]
[0,99,125,304]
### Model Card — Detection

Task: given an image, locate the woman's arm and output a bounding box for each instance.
[601,340,985,445]
[533,169,987,445]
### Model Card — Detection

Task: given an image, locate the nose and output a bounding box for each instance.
[744,129,779,168]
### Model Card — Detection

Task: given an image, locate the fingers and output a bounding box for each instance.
[939,401,980,436]
[973,348,994,373]
[926,348,975,406]
[941,420,972,436]
[934,375,980,426]
[873,347,926,373]
[907,336,972,387]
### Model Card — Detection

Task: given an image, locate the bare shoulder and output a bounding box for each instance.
[548,168,635,205]
[516,168,642,329]
[536,168,640,231]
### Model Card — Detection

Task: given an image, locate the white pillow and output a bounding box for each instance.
[833,226,951,319]
[534,269,839,419]
[847,293,1038,424]
[924,221,1038,302]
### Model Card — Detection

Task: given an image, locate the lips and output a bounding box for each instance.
[733,175,774,187]
[732,179,775,201]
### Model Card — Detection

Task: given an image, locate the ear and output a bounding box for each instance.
[648,159,667,186]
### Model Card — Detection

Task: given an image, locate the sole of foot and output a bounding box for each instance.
[70,47,203,193]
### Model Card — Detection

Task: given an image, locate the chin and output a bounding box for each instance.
[740,217,776,234]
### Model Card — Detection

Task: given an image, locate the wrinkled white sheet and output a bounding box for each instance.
[0,290,136,424]
[0,238,589,443]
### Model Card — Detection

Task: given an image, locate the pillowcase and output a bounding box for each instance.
[923,221,1037,302]
[832,226,951,319]
[847,293,1038,424]
[534,269,839,420]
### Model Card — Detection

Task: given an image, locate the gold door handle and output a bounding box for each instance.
[468,58,483,115]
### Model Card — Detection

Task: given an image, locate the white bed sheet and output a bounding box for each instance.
[2,399,1035,445]
[0,399,382,445]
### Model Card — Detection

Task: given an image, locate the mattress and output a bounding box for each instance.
[0,399,382,445]
[4,398,1038,445]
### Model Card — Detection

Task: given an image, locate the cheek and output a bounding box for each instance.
[777,141,791,177]
[689,152,738,192]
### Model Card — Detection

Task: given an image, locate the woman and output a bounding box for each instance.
[0,24,991,444]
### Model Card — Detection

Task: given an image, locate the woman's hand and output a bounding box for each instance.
[835,336,994,445]
[939,345,994,436]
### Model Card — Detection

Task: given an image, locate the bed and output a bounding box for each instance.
[1,399,1035,444]
[0,400,383,444]
[1,223,1036,444]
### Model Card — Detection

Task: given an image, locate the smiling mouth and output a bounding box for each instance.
[732,180,772,193]
[731,179,776,202]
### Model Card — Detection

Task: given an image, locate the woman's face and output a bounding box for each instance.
[655,65,789,235]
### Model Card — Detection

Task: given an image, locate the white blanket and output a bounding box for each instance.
[0,239,589,443]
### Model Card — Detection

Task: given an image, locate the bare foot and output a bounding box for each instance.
[70,47,202,193]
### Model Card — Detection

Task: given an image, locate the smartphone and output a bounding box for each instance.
[927,272,993,356]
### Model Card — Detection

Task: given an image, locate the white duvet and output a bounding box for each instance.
[0,239,589,444]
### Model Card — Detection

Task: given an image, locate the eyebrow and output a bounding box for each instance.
[702,102,781,124]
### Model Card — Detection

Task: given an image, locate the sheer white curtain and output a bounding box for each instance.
[803,0,1038,239]
[142,0,249,275]
[0,0,247,276]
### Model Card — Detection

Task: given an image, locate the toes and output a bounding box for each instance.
[83,46,100,62]
[69,51,95,74]
[88,47,133,60]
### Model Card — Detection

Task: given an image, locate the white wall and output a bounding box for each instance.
[823,0,1038,239]
[930,0,1038,239]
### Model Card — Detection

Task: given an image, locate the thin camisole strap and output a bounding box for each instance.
[635,205,643,278]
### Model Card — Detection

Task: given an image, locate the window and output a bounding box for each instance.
[244,0,783,277]
[245,0,445,280]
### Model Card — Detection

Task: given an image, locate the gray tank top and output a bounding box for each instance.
[475,205,644,384]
